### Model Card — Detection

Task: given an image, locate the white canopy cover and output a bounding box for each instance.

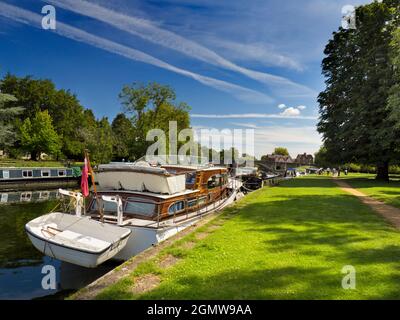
[96,163,187,195]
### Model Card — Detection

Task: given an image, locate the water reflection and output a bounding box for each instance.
[0,189,118,300]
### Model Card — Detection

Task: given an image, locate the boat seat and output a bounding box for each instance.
[41,225,62,238]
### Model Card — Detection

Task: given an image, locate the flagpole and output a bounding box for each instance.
[84,149,104,223]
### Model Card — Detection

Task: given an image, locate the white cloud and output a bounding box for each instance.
[254,126,322,158]
[278,104,287,109]
[297,105,307,110]
[280,107,301,117]
[0,2,273,104]
[44,0,317,98]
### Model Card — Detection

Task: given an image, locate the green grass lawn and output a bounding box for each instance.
[340,174,400,209]
[95,176,400,300]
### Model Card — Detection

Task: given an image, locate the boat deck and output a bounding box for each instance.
[89,190,237,230]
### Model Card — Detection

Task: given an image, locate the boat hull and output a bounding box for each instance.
[27,230,129,268]
[114,189,239,260]
[25,213,131,268]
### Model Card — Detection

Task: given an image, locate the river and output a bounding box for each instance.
[0,190,118,300]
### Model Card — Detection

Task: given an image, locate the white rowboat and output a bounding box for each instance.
[25,212,131,268]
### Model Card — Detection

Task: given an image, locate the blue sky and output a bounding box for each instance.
[0,0,371,158]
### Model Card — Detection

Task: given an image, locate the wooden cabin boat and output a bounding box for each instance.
[91,162,239,260]
[25,162,243,267]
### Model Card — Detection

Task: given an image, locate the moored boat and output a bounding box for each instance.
[25,212,131,268]
[25,161,243,267]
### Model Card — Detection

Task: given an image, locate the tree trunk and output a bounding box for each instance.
[376,161,389,181]
[31,150,39,161]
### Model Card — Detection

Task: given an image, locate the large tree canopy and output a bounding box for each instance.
[20,110,61,160]
[0,74,192,163]
[272,147,290,157]
[120,82,191,160]
[0,91,23,150]
[318,0,400,180]
[0,74,87,159]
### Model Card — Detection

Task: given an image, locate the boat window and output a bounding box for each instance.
[58,170,66,177]
[198,196,207,206]
[91,200,117,213]
[39,192,50,200]
[22,170,33,178]
[186,172,196,184]
[21,192,32,202]
[169,201,185,215]
[2,171,9,179]
[207,175,221,189]
[1,193,8,203]
[41,170,50,177]
[187,198,198,208]
[125,198,156,217]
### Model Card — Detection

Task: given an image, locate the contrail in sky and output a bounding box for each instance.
[45,0,317,98]
[0,2,274,104]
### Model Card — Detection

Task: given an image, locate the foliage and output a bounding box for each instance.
[0,75,192,163]
[272,147,289,156]
[20,110,61,160]
[79,115,114,164]
[318,1,400,181]
[0,74,87,159]
[0,91,24,150]
[314,146,333,167]
[111,113,134,161]
[119,82,191,160]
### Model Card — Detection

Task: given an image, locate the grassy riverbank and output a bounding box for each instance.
[340,174,400,209]
[90,176,400,300]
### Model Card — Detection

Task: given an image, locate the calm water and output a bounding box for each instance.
[0,190,118,300]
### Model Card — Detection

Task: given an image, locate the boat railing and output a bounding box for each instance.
[59,189,83,217]
[101,195,124,226]
[88,182,233,228]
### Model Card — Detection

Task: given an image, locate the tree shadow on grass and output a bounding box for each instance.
[277,178,337,188]
[104,179,400,300]
[139,266,400,300]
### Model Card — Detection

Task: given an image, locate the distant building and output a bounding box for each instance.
[295,153,314,165]
[261,154,295,171]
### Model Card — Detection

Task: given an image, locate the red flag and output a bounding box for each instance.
[81,157,89,197]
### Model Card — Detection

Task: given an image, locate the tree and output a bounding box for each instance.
[20,110,61,160]
[119,82,191,160]
[272,147,289,157]
[78,114,114,164]
[0,74,87,159]
[318,1,400,181]
[314,146,333,168]
[111,113,134,161]
[0,92,24,150]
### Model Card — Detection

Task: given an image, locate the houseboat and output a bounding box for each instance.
[0,167,80,191]
[25,161,242,268]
